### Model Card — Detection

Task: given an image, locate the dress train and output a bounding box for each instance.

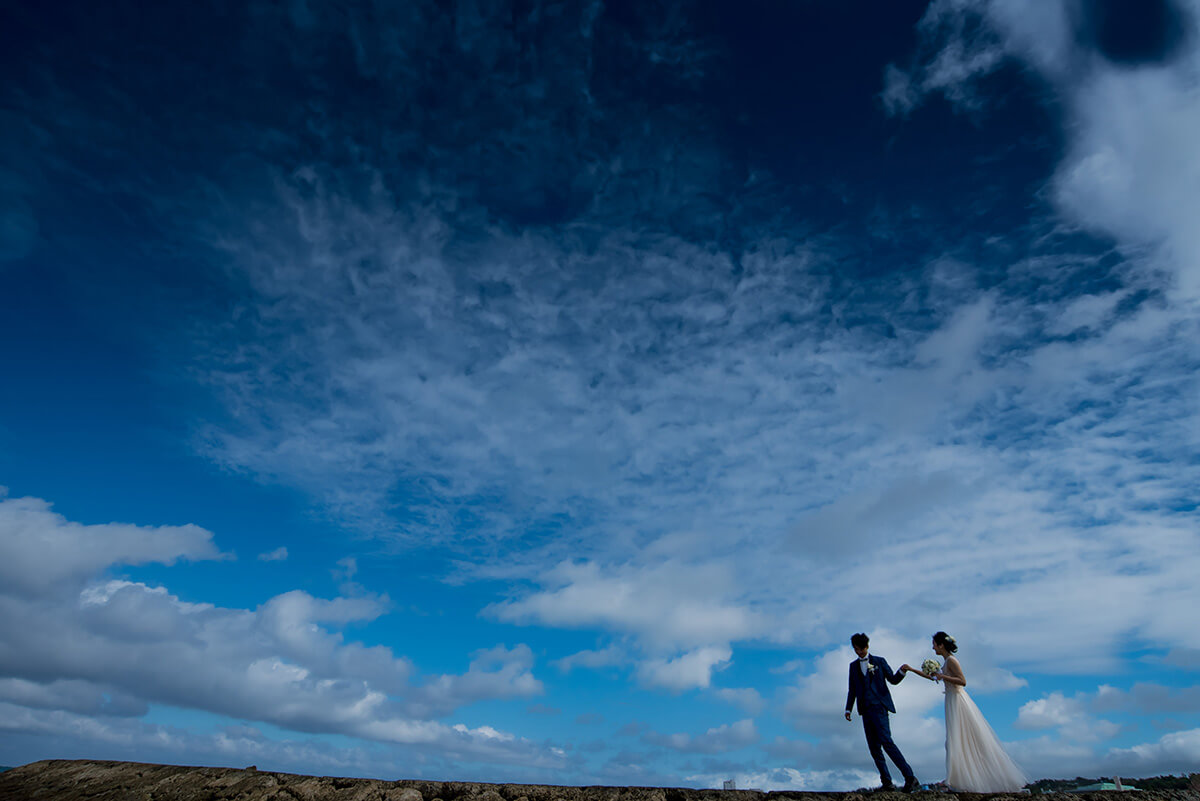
[944,683,1027,792]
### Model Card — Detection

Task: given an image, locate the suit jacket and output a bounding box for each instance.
[845,654,905,716]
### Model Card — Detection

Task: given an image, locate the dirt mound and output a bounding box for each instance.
[1,760,1196,801]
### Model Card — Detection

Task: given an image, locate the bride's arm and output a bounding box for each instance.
[938,658,967,687]
[901,664,938,682]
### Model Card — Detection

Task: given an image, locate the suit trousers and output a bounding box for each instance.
[861,704,913,785]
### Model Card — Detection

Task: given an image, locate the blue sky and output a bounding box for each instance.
[3,0,1200,789]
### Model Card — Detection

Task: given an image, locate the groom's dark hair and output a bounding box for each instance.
[850,632,869,649]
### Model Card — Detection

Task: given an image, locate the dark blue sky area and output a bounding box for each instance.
[3,1,1058,254]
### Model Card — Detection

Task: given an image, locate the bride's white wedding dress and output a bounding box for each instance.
[942,662,1027,792]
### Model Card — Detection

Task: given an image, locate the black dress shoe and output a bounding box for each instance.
[873,784,897,793]
[902,777,921,793]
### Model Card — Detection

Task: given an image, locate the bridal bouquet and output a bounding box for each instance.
[922,658,942,677]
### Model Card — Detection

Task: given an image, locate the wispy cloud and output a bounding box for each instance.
[553,645,627,674]
[712,687,765,717]
[643,718,758,754]
[183,144,1200,684]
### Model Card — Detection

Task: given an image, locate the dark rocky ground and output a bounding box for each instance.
[1,761,1197,801]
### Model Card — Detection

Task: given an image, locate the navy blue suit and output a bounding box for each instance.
[846,655,913,787]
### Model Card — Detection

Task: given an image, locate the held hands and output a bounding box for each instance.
[900,663,942,681]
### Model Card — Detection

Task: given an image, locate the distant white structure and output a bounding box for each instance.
[1070,777,1139,792]
[723,780,736,791]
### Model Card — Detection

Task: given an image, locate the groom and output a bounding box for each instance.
[844,632,918,792]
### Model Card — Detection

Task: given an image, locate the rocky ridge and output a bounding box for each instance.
[1,761,1197,801]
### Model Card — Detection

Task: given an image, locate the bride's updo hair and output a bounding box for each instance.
[933,631,958,653]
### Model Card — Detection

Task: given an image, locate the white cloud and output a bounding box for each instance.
[258,546,288,561]
[914,295,995,369]
[0,701,566,781]
[553,645,626,673]
[1164,648,1200,669]
[1004,734,1099,781]
[879,0,1012,116]
[788,470,977,559]
[1016,691,1120,743]
[488,558,761,651]
[770,657,809,675]
[1016,692,1088,730]
[712,687,765,716]
[687,766,877,792]
[1105,727,1200,776]
[1094,682,1200,715]
[0,493,558,771]
[997,681,1200,778]
[1043,290,1128,336]
[1052,64,1200,298]
[644,718,758,754]
[887,0,1200,301]
[880,64,919,117]
[972,668,1028,694]
[637,646,732,693]
[408,644,543,718]
[0,678,146,718]
[0,495,225,598]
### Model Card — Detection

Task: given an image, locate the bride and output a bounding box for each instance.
[902,632,1028,793]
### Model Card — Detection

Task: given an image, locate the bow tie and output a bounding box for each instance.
[859,657,869,662]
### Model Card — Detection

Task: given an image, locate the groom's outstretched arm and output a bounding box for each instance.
[881,658,906,685]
